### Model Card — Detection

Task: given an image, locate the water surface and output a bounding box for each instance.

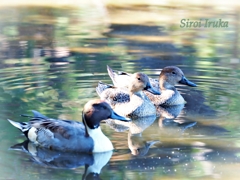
[0,2,240,180]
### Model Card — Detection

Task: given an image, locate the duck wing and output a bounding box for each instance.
[8,116,90,152]
[96,81,130,107]
[31,110,48,118]
[30,117,85,140]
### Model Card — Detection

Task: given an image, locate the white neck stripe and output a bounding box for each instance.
[87,126,114,152]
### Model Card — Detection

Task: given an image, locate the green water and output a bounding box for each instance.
[0,2,240,180]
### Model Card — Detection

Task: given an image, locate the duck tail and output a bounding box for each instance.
[8,119,30,133]
[107,65,132,88]
[96,81,110,97]
[107,65,119,86]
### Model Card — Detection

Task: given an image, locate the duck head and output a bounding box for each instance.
[82,99,131,129]
[159,66,197,90]
[128,72,160,96]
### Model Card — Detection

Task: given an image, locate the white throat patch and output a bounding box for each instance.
[87,126,114,153]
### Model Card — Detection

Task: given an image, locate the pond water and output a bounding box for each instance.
[0,1,240,180]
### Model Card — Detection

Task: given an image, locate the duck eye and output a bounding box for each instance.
[137,78,141,80]
[172,71,176,74]
[113,97,117,101]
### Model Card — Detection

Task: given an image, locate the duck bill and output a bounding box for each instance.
[179,76,197,87]
[111,111,131,122]
[144,82,161,95]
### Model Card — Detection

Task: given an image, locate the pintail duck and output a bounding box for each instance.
[96,72,160,118]
[107,65,197,106]
[8,99,130,153]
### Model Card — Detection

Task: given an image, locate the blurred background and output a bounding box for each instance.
[0,0,240,180]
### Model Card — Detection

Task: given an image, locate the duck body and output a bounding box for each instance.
[107,65,197,106]
[96,72,160,118]
[8,100,130,153]
[96,82,155,118]
[9,117,94,152]
[144,86,185,106]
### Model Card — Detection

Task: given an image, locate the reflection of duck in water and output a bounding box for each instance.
[128,132,159,156]
[182,122,229,136]
[105,116,156,133]
[96,72,160,118]
[8,99,130,153]
[157,103,185,127]
[155,105,227,138]
[154,104,197,133]
[105,116,159,156]
[10,140,112,180]
[156,104,184,119]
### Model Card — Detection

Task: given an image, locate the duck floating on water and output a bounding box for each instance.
[107,65,197,106]
[8,99,130,153]
[96,72,160,118]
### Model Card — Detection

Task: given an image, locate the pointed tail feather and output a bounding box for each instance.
[8,119,30,132]
[8,119,24,131]
[107,65,132,88]
[107,65,117,84]
[96,81,113,97]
